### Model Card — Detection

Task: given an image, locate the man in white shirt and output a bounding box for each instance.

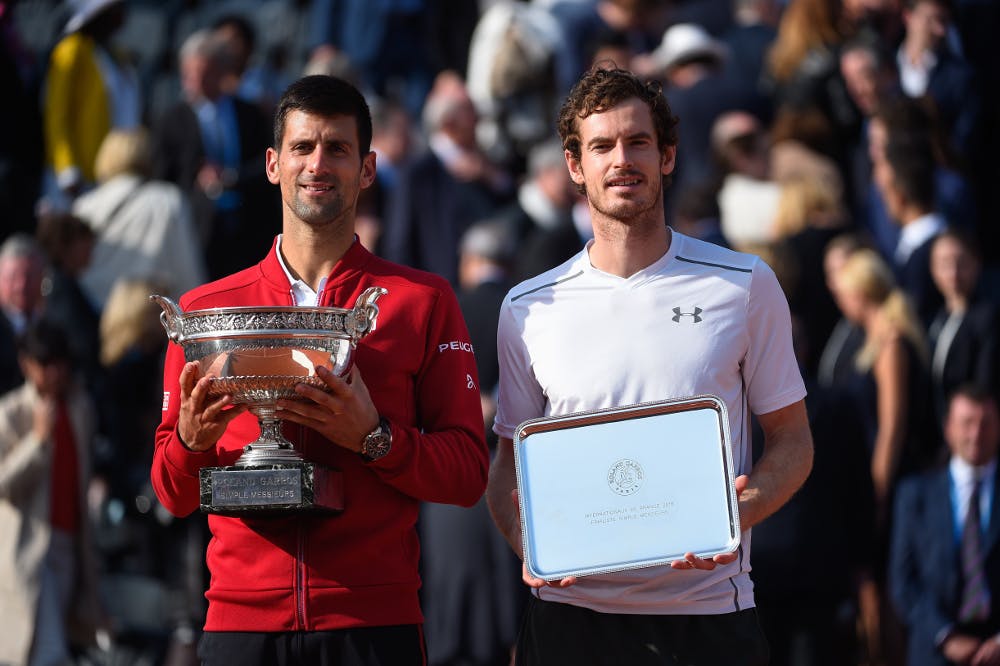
[486,65,813,665]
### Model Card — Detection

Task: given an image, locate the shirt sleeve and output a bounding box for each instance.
[150,339,220,517]
[362,284,489,508]
[493,296,546,440]
[742,259,807,416]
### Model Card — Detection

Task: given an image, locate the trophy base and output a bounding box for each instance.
[199,461,344,515]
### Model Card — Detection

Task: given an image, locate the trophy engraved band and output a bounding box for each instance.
[151,287,387,515]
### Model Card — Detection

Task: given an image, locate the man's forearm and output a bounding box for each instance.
[741,401,813,529]
[486,437,522,555]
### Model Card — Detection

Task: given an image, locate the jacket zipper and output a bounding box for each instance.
[296,516,307,629]
[294,422,308,629]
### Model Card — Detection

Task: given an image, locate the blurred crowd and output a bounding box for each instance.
[0,0,998,664]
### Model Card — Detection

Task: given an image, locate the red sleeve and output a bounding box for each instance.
[363,285,489,507]
[150,340,219,517]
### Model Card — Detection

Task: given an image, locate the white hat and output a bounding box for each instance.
[651,23,728,72]
[64,0,124,34]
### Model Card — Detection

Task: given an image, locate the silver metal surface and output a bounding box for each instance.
[514,395,740,581]
[151,287,387,465]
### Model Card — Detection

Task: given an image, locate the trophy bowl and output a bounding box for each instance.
[150,287,387,467]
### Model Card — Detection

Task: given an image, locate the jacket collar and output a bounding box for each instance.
[257,234,374,305]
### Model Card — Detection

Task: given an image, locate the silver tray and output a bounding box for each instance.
[514,395,740,580]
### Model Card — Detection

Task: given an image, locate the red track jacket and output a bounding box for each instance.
[152,238,489,632]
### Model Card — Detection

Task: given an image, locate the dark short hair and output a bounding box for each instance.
[933,227,981,262]
[883,136,935,211]
[948,383,998,411]
[557,66,678,166]
[17,319,72,365]
[35,212,94,269]
[273,75,373,155]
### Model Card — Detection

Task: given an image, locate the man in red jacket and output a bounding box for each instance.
[151,75,489,665]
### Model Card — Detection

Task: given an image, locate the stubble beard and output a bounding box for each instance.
[289,187,353,230]
[587,176,665,231]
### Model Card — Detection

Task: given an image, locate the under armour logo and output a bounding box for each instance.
[672,307,703,323]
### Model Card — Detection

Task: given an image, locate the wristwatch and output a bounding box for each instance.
[361,417,392,462]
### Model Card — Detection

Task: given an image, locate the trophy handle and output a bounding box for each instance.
[150,294,185,343]
[348,286,388,342]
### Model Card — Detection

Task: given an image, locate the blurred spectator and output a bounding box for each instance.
[650,23,769,196]
[927,230,999,427]
[73,128,207,310]
[829,248,933,509]
[671,181,727,248]
[493,138,582,284]
[41,0,140,212]
[382,71,512,287]
[466,1,573,174]
[0,0,43,240]
[769,106,844,197]
[874,132,946,327]
[775,176,851,377]
[0,319,105,666]
[550,0,669,84]
[721,0,781,92]
[764,0,859,169]
[35,211,101,388]
[830,246,935,662]
[864,91,976,261]
[817,232,868,390]
[420,218,524,666]
[212,13,289,116]
[752,310,875,666]
[151,28,277,280]
[587,27,635,72]
[301,46,364,87]
[456,219,515,412]
[307,0,439,117]
[210,13,253,98]
[839,36,901,230]
[897,0,981,163]
[97,278,166,499]
[710,110,782,249]
[889,385,1000,666]
[0,233,47,395]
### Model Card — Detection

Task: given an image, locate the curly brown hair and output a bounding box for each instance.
[557,66,678,165]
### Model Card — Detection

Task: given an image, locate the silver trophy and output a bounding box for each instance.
[151,287,387,514]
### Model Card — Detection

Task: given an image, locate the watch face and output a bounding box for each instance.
[363,420,392,460]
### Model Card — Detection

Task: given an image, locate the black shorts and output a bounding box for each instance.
[197,625,426,666]
[515,596,769,666]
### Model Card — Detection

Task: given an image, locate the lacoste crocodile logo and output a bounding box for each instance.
[671,307,703,323]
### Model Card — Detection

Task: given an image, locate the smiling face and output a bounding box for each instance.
[565,97,676,229]
[946,393,1000,467]
[265,110,376,233]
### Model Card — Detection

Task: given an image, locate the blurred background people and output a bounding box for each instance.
[34,211,101,390]
[41,0,139,212]
[890,385,1000,666]
[710,110,781,250]
[830,247,934,509]
[382,70,512,287]
[927,230,999,430]
[0,233,47,395]
[73,128,207,311]
[0,319,105,666]
[151,28,276,280]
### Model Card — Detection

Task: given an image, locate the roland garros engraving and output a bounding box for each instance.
[608,458,644,496]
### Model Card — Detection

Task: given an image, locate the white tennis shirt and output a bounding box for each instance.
[494,230,807,615]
